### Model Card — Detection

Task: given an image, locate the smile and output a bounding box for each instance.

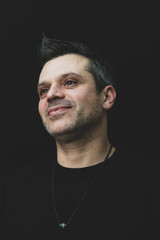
[48,106,72,117]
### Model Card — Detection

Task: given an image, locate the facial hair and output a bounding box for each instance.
[42,98,104,143]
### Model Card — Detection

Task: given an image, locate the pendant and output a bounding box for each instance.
[59,223,67,229]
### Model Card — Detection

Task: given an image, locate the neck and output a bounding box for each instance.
[56,128,115,168]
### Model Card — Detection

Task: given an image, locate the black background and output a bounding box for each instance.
[0,1,156,179]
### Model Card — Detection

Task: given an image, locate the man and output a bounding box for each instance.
[37,36,116,168]
[0,35,153,239]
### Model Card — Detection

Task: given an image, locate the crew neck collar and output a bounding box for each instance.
[55,146,118,172]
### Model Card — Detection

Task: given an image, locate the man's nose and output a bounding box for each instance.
[46,84,65,101]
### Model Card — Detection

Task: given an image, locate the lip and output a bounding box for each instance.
[48,106,72,116]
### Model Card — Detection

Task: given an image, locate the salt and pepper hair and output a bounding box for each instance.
[38,34,114,93]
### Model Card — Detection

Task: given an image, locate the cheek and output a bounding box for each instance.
[73,87,97,103]
[38,101,45,117]
[80,91,99,106]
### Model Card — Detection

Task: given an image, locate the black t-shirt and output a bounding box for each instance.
[0,144,154,239]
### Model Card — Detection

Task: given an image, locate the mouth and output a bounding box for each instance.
[48,106,72,117]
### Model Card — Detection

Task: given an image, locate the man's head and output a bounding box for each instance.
[38,35,115,93]
[37,35,116,143]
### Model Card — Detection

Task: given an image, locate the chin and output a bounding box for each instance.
[47,125,80,143]
[47,125,73,137]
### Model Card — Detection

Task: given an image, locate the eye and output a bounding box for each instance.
[39,88,48,97]
[64,80,77,86]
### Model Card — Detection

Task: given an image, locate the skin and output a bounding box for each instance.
[38,54,116,168]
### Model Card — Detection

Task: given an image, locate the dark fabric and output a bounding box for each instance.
[0,144,154,239]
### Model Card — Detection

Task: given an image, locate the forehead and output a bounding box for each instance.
[39,54,90,82]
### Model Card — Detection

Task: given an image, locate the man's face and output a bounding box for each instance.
[38,54,106,142]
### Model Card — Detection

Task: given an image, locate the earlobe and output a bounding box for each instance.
[103,85,116,110]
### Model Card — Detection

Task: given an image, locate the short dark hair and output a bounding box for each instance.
[38,34,114,92]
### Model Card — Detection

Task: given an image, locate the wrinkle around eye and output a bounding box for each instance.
[64,79,78,86]
[39,88,49,98]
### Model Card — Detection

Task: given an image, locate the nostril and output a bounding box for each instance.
[47,90,65,101]
[47,96,61,102]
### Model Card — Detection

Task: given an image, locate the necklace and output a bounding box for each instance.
[51,144,112,229]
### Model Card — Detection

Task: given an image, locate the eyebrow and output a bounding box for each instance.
[37,72,83,89]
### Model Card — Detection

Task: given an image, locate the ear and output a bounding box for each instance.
[102,85,116,110]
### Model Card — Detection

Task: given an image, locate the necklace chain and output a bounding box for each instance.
[51,144,112,229]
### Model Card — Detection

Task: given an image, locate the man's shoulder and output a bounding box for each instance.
[111,142,152,184]
[115,141,151,166]
[0,140,56,184]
